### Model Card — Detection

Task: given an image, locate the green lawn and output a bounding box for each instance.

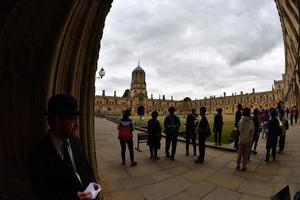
[132,114,235,144]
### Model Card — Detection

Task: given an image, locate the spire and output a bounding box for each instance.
[133,60,144,72]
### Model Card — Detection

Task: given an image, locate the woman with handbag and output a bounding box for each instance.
[195,107,211,164]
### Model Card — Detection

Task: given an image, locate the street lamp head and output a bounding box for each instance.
[98,67,105,79]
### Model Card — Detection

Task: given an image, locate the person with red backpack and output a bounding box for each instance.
[118,109,137,167]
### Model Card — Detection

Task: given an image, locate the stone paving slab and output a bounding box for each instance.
[166,192,198,200]
[201,187,241,200]
[99,180,124,193]
[239,195,269,200]
[94,117,300,199]
[103,189,144,200]
[182,167,217,183]
[237,180,273,198]
[138,176,194,200]
[205,172,243,190]
[120,175,156,189]
[185,181,216,199]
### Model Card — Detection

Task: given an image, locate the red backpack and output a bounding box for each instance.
[118,123,132,141]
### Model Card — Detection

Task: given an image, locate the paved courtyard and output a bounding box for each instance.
[95,117,300,200]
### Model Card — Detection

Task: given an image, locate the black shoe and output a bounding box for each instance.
[166,153,170,158]
[153,157,160,160]
[194,159,203,164]
[186,152,189,156]
[253,151,257,155]
[242,167,247,171]
[131,161,137,167]
[236,165,240,170]
[122,161,125,165]
[264,159,269,162]
[218,143,222,146]
[170,156,174,161]
[194,152,196,156]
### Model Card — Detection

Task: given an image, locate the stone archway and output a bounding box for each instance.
[0,1,112,198]
[1,0,300,199]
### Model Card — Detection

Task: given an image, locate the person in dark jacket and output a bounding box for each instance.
[164,107,181,161]
[30,94,99,200]
[213,108,223,145]
[147,111,162,160]
[234,104,243,148]
[195,107,210,164]
[185,109,197,156]
[265,109,280,162]
[118,109,137,167]
[251,108,261,155]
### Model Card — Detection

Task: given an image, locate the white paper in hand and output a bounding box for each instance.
[84,182,102,199]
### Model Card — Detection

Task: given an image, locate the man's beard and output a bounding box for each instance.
[71,127,80,139]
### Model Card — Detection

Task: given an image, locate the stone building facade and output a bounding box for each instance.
[95,64,284,116]
[275,0,300,109]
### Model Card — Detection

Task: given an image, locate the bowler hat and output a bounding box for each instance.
[43,94,82,116]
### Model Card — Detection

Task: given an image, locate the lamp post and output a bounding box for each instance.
[97,67,105,79]
[95,67,105,116]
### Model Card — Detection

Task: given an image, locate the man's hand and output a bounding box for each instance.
[77,191,92,200]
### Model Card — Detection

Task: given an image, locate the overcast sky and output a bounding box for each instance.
[96,0,284,100]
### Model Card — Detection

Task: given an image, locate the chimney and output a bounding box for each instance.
[162,95,165,100]
[240,91,243,95]
[102,90,105,96]
[114,91,116,97]
[252,88,255,93]
[224,92,226,97]
[151,94,153,99]
[159,94,161,99]
[171,96,173,101]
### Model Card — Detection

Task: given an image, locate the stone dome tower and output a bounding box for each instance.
[130,61,147,98]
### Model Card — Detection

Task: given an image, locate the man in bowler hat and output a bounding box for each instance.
[30,94,99,200]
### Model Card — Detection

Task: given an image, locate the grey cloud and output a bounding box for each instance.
[97,0,284,99]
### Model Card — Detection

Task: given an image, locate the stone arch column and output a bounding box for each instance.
[0,0,113,198]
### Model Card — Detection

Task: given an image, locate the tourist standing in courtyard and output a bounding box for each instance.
[234,104,243,148]
[118,109,137,167]
[251,108,261,155]
[164,107,181,160]
[185,109,197,156]
[147,111,162,160]
[260,109,269,138]
[213,108,223,146]
[236,107,254,171]
[265,110,280,162]
[195,107,210,164]
[278,109,289,153]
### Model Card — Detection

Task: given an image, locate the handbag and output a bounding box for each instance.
[206,126,211,137]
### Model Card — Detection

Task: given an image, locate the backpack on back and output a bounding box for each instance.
[118,123,132,141]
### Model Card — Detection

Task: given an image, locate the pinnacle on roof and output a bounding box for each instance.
[133,60,144,72]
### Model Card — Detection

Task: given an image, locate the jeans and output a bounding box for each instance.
[120,140,134,162]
